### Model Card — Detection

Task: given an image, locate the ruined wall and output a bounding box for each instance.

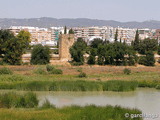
[22,34,75,64]
[59,34,75,61]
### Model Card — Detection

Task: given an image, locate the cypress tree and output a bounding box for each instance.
[157,44,160,55]
[133,29,140,51]
[114,29,118,42]
[64,26,67,34]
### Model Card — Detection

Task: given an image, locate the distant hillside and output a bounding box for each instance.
[0,17,160,29]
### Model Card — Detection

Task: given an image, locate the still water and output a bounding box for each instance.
[1,88,160,120]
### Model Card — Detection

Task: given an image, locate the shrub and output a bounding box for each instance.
[41,99,56,109]
[46,64,55,72]
[8,75,24,82]
[30,44,51,65]
[71,62,83,66]
[34,67,47,75]
[78,72,87,78]
[123,68,131,75]
[24,92,39,108]
[0,92,38,108]
[49,69,63,74]
[77,68,82,72]
[0,67,13,75]
[156,85,160,89]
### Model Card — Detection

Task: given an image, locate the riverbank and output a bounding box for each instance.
[0,92,142,120]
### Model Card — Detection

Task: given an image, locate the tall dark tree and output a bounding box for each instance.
[158,44,160,55]
[64,26,67,34]
[133,29,140,51]
[114,29,118,42]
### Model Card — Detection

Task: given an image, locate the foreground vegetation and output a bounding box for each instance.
[0,92,142,120]
[0,105,142,120]
[0,92,38,108]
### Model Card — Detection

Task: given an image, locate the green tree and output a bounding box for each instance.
[70,38,87,64]
[0,30,15,58]
[114,29,118,42]
[0,30,31,65]
[97,44,105,65]
[133,29,140,51]
[158,44,160,55]
[69,28,74,34]
[139,51,155,66]
[90,38,103,49]
[87,48,97,65]
[138,38,158,54]
[64,26,67,34]
[30,44,51,65]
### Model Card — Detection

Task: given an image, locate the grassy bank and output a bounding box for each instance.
[0,65,160,92]
[0,80,138,92]
[0,74,160,91]
[0,105,142,120]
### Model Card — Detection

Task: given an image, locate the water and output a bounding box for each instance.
[1,88,160,120]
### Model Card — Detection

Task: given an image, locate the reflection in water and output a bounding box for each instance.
[0,88,160,120]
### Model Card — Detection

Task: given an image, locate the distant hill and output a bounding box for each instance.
[0,17,160,29]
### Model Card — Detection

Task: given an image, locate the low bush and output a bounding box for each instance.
[49,69,63,74]
[41,99,56,109]
[156,85,160,89]
[123,68,131,75]
[78,72,87,78]
[0,67,13,75]
[34,67,47,75]
[77,68,82,72]
[71,62,83,66]
[46,64,55,72]
[8,75,24,82]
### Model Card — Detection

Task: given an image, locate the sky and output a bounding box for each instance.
[0,0,159,22]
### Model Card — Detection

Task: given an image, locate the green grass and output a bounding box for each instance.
[0,105,142,120]
[0,79,138,92]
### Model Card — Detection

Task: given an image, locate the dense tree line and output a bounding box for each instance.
[70,29,159,66]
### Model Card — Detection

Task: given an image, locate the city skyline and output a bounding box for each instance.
[0,0,159,22]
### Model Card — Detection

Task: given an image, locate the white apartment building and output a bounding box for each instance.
[138,29,155,40]
[9,26,53,45]
[50,27,64,42]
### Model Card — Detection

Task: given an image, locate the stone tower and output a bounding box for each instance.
[59,34,75,61]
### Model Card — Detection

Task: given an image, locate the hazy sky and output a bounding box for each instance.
[0,0,159,22]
